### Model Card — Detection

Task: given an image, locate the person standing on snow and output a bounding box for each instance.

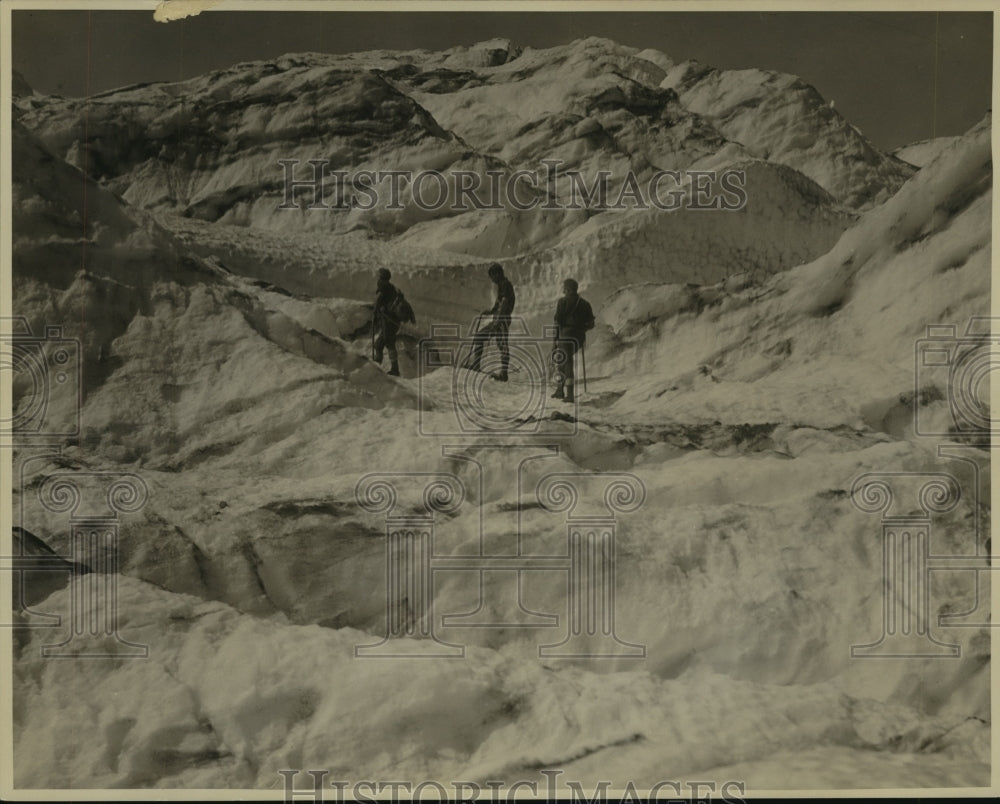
[469,263,515,382]
[372,267,401,376]
[551,278,594,403]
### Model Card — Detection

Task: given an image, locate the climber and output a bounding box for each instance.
[551,278,594,403]
[468,263,515,382]
[372,267,401,376]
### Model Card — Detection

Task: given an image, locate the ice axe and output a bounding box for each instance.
[370,310,376,362]
[580,343,588,393]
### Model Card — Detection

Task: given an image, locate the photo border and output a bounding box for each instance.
[1,0,997,799]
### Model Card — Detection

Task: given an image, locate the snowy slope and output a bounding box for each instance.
[661,60,916,208]
[150,155,855,336]
[12,577,988,788]
[393,38,747,188]
[894,135,964,168]
[11,117,416,465]
[15,36,906,265]
[591,114,991,431]
[502,159,854,322]
[396,38,910,211]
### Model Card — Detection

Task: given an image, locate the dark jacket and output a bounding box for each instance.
[489,277,516,320]
[375,280,400,329]
[555,293,595,344]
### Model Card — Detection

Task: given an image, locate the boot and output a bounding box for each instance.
[490,372,508,382]
[387,360,400,377]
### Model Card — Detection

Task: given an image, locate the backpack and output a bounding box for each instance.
[390,291,416,325]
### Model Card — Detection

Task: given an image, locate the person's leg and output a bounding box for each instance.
[492,320,510,380]
[564,339,577,402]
[468,321,493,370]
[385,325,400,376]
[373,330,385,364]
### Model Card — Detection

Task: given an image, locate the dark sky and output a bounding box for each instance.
[11,9,993,151]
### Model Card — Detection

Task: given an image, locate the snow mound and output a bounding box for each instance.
[12,114,417,469]
[12,577,988,788]
[591,113,991,430]
[443,38,523,69]
[154,156,855,340]
[893,135,964,168]
[661,60,916,208]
